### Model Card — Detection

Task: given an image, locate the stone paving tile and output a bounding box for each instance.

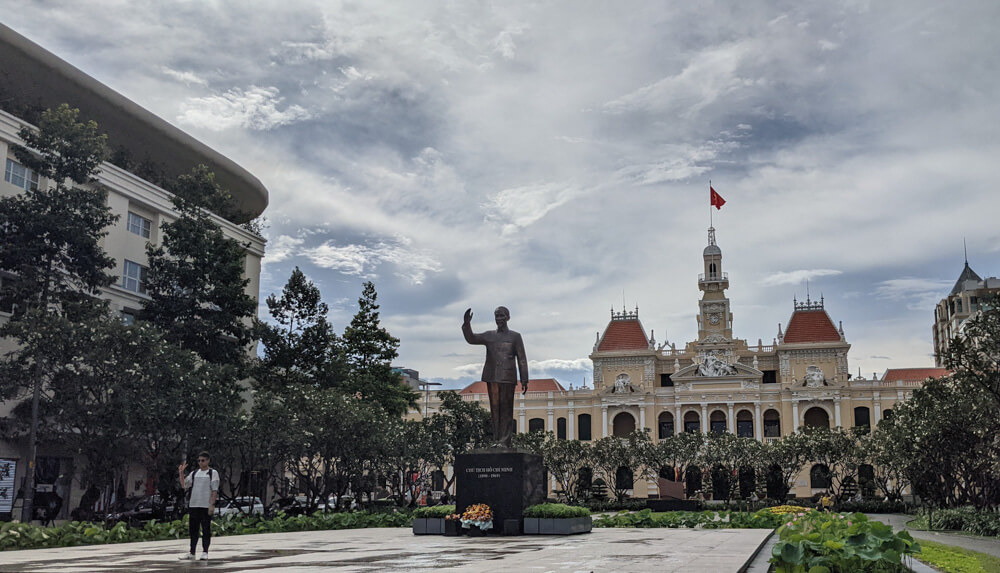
[0,527,774,572]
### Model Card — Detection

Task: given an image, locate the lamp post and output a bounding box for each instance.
[419,382,442,417]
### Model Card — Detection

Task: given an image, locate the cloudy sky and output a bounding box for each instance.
[4,1,999,388]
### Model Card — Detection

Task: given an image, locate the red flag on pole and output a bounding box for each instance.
[710,186,726,210]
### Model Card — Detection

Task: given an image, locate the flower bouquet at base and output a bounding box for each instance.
[460,504,494,532]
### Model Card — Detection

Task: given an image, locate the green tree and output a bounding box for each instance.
[942,293,1000,407]
[857,425,909,502]
[341,281,416,416]
[144,167,255,366]
[591,431,651,502]
[647,431,704,498]
[428,390,491,493]
[804,427,862,499]
[380,418,448,507]
[700,432,761,501]
[255,267,345,391]
[542,434,593,503]
[0,104,115,522]
[759,431,812,501]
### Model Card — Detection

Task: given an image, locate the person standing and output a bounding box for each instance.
[178,452,219,561]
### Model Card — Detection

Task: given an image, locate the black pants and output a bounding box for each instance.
[189,507,212,554]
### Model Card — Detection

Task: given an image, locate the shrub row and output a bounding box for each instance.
[910,507,1000,537]
[770,511,919,572]
[593,509,787,530]
[0,511,413,551]
[411,505,456,519]
[523,504,591,519]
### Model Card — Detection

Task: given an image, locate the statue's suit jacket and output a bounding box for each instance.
[462,323,528,385]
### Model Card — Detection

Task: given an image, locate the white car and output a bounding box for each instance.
[214,496,264,516]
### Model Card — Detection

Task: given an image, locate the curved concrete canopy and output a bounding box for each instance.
[0,23,268,221]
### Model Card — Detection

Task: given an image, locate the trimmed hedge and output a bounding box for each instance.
[412,505,456,519]
[910,507,1000,537]
[593,509,787,530]
[523,503,591,519]
[0,511,413,551]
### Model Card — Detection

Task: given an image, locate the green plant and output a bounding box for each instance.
[412,505,456,519]
[523,503,591,518]
[769,511,919,572]
[916,539,1000,573]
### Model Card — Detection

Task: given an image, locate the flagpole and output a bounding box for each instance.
[709,180,713,228]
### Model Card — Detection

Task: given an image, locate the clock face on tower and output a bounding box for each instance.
[708,312,721,325]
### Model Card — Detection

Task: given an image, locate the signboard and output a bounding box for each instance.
[0,459,16,514]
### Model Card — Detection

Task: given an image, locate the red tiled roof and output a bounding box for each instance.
[597,319,649,351]
[882,368,950,383]
[783,310,841,343]
[459,378,565,394]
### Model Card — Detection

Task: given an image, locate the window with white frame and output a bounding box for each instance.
[4,158,39,191]
[126,212,152,238]
[122,260,148,294]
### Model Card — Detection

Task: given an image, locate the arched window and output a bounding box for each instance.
[738,466,755,499]
[804,407,830,431]
[686,464,702,496]
[615,466,633,491]
[710,410,727,434]
[854,406,871,429]
[736,410,754,438]
[658,412,674,439]
[709,262,717,278]
[711,465,731,499]
[763,409,781,438]
[557,417,567,440]
[512,419,517,433]
[528,418,545,433]
[882,409,894,422]
[684,411,700,433]
[578,467,593,492]
[659,466,676,481]
[613,412,636,437]
[810,464,831,489]
[858,464,876,498]
[578,414,592,441]
[431,470,445,491]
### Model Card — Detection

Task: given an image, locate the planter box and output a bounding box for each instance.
[523,516,592,535]
[412,517,446,535]
[444,519,462,536]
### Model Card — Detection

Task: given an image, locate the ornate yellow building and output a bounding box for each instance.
[420,226,933,498]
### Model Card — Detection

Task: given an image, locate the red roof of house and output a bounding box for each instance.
[882,368,950,383]
[783,310,841,343]
[459,378,565,394]
[597,319,649,351]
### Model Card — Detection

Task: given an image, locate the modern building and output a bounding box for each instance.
[0,23,268,521]
[932,259,1000,366]
[417,225,928,499]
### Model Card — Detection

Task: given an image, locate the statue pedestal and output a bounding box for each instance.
[455,449,545,535]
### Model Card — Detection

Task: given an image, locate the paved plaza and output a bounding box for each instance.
[0,527,774,572]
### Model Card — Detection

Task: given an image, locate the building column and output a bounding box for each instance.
[602,406,609,438]
[700,403,709,433]
[792,400,800,432]
[834,397,842,428]
[519,396,526,434]
[674,405,682,435]
[547,408,554,433]
[726,402,735,433]
[754,402,762,441]
[568,403,576,440]
[873,392,881,423]
[639,402,646,430]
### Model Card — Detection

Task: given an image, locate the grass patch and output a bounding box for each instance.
[917,539,1000,573]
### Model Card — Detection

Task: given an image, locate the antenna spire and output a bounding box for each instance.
[964,237,968,265]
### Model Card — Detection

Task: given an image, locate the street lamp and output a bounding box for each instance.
[419,382,442,416]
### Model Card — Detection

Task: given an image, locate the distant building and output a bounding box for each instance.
[392,367,423,391]
[417,225,924,499]
[0,23,268,521]
[933,259,1000,366]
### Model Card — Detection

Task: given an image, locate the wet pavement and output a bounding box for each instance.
[0,527,774,572]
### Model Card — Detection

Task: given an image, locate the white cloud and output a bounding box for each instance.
[177,86,310,131]
[160,66,208,86]
[874,278,953,311]
[484,182,585,236]
[761,269,843,286]
[529,358,592,372]
[263,235,304,265]
[301,237,443,285]
[493,24,527,60]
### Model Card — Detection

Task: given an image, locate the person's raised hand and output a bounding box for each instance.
[178,461,187,475]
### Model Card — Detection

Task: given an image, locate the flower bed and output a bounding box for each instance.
[460,504,494,533]
[523,503,592,535]
[770,511,919,572]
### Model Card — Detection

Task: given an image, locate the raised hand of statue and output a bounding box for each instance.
[464,308,473,325]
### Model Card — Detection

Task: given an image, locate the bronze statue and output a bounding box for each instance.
[462,306,529,448]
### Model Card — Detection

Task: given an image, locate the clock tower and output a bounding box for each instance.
[697,227,733,341]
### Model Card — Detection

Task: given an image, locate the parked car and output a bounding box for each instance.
[267,496,309,517]
[105,495,177,526]
[214,496,264,517]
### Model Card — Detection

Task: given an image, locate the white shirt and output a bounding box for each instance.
[184,468,219,508]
